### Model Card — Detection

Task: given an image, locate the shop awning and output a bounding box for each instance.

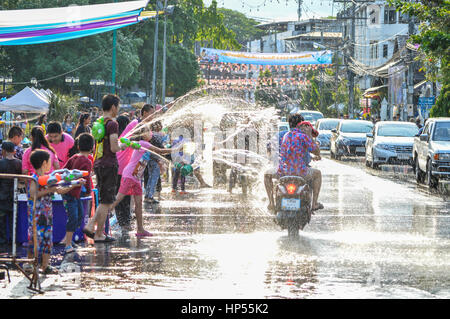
[363,84,387,96]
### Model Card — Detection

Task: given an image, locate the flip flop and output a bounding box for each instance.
[82,228,95,239]
[135,231,153,237]
[313,203,324,211]
[94,235,116,243]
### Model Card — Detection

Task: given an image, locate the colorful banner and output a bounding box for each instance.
[200,48,332,66]
[0,0,151,45]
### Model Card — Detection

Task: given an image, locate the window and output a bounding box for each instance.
[383,44,388,58]
[384,7,397,24]
[370,41,378,60]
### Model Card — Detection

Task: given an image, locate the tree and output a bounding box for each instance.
[217,8,267,47]
[389,0,450,117]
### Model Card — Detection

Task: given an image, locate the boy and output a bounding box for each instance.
[25,150,82,274]
[0,126,24,160]
[62,133,94,253]
[83,94,122,243]
[46,121,75,167]
[0,142,22,247]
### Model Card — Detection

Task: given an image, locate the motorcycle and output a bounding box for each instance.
[227,166,252,195]
[274,175,313,239]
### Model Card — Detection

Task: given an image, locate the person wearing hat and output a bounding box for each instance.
[278,118,324,212]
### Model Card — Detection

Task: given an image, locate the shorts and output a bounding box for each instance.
[95,165,118,204]
[118,177,143,196]
[62,194,84,233]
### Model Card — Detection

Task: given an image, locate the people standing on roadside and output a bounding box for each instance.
[22,126,60,175]
[116,104,156,230]
[46,121,75,168]
[83,94,122,243]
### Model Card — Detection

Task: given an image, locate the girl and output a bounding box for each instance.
[36,114,47,134]
[22,126,60,175]
[74,113,91,139]
[62,114,75,136]
[111,128,171,237]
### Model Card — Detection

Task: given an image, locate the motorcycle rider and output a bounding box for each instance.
[264,114,304,211]
[277,116,323,212]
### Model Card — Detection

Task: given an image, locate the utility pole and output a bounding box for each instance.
[348,0,356,119]
[111,0,118,94]
[297,0,303,21]
[161,0,168,106]
[151,1,162,105]
[406,10,415,121]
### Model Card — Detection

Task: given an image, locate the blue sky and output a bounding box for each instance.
[204,0,335,21]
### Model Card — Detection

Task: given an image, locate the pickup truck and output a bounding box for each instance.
[413,117,450,187]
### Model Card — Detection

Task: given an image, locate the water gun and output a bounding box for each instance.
[92,117,106,141]
[174,162,193,177]
[38,169,89,187]
[120,137,141,150]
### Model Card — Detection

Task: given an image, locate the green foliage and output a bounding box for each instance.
[47,92,79,122]
[217,8,267,46]
[388,0,450,117]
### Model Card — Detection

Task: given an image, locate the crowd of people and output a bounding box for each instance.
[0,94,207,275]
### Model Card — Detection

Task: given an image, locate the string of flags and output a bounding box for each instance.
[198,60,334,89]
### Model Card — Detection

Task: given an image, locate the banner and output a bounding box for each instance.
[0,0,151,45]
[200,48,332,66]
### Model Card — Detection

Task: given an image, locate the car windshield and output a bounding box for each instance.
[300,112,323,121]
[432,122,450,141]
[340,122,373,133]
[318,120,340,130]
[377,124,418,137]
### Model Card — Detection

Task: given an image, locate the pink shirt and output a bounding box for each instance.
[22,146,59,175]
[121,141,151,183]
[117,119,139,175]
[46,133,74,168]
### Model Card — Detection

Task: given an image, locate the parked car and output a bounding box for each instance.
[297,110,324,126]
[330,120,374,160]
[413,117,450,188]
[365,121,419,169]
[315,118,341,150]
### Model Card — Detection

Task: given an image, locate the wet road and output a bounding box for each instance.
[3,156,450,299]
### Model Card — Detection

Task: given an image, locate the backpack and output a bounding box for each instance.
[93,117,111,161]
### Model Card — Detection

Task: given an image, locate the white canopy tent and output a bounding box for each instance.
[0,86,50,113]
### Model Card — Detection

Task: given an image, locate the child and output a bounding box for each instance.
[0,142,22,247]
[62,133,94,254]
[111,128,171,237]
[25,150,82,274]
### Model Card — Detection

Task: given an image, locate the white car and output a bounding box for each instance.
[365,121,419,169]
[315,118,341,150]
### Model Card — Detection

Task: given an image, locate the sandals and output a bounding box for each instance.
[82,228,95,239]
[312,203,324,211]
[94,235,116,243]
[65,246,75,254]
[42,265,59,275]
[135,230,153,237]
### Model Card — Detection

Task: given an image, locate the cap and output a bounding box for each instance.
[297,121,319,137]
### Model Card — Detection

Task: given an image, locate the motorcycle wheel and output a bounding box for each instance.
[287,223,299,239]
[241,176,248,195]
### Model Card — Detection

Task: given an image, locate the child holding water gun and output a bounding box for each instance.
[25,150,83,274]
[110,128,172,237]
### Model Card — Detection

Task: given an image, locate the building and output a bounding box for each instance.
[247,18,342,53]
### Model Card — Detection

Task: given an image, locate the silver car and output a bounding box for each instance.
[365,121,419,169]
[315,118,341,150]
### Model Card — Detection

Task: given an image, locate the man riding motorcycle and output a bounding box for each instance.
[265,114,323,212]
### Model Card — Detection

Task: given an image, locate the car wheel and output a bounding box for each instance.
[415,158,424,183]
[426,159,438,188]
[365,152,371,167]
